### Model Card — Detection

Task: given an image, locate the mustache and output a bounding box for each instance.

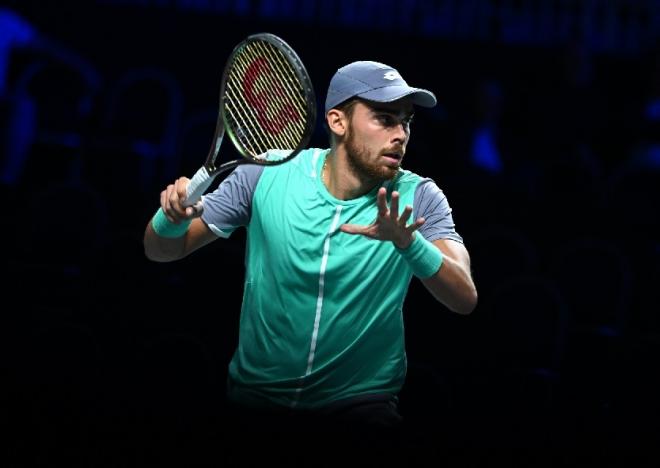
[381,145,405,156]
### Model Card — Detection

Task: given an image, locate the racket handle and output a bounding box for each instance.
[185,166,216,206]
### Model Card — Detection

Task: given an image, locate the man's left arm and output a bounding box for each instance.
[421,238,477,315]
[340,185,478,314]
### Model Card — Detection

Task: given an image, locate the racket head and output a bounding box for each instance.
[217,33,316,167]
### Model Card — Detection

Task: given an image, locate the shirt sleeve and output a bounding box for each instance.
[413,178,464,244]
[200,164,264,238]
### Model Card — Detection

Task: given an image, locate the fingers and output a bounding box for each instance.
[377,189,419,229]
[176,177,190,204]
[377,187,388,217]
[390,191,399,221]
[346,189,422,243]
[340,223,366,235]
[169,179,187,218]
[385,190,414,228]
[185,200,204,217]
[161,177,193,223]
[406,216,426,234]
[399,204,413,226]
[160,189,167,210]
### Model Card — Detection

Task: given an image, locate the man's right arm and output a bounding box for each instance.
[144,217,217,262]
[144,165,260,262]
[143,176,218,262]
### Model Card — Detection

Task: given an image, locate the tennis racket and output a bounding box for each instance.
[184,32,317,207]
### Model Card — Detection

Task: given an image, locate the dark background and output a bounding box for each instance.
[1,1,659,466]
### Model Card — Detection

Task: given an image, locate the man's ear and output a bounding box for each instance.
[326,109,347,137]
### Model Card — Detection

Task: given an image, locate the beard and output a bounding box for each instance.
[344,127,401,182]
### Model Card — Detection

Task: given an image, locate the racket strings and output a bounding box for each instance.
[225,63,292,156]
[226,66,291,154]
[252,41,308,131]
[242,40,307,132]
[224,79,271,156]
[230,44,304,151]
[224,40,310,159]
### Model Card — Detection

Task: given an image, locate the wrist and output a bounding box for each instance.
[395,233,443,279]
[151,208,191,238]
[393,234,414,250]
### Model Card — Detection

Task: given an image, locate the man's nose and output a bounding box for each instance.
[392,122,408,142]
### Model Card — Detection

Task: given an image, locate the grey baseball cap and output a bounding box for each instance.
[324,61,437,114]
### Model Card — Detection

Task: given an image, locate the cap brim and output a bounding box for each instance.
[358,85,437,108]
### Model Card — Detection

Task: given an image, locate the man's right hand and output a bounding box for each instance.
[160,177,204,223]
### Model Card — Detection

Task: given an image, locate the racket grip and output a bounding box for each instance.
[185,166,216,206]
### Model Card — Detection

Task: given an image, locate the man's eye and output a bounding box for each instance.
[378,115,395,126]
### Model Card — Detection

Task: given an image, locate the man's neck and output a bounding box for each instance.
[323,150,379,200]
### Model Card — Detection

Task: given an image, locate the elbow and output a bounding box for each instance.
[143,243,180,263]
[452,288,478,316]
[144,252,162,262]
[433,288,478,315]
[143,237,161,262]
[144,246,166,262]
[462,290,479,315]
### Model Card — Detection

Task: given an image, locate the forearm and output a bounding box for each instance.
[421,251,477,315]
[397,235,477,315]
[143,222,188,262]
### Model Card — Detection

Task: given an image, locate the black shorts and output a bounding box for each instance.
[219,393,405,466]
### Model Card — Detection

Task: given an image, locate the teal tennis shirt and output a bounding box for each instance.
[201,148,462,409]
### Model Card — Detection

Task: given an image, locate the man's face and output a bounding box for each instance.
[343,99,414,182]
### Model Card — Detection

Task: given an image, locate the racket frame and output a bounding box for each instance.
[184,33,316,206]
[205,32,316,175]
